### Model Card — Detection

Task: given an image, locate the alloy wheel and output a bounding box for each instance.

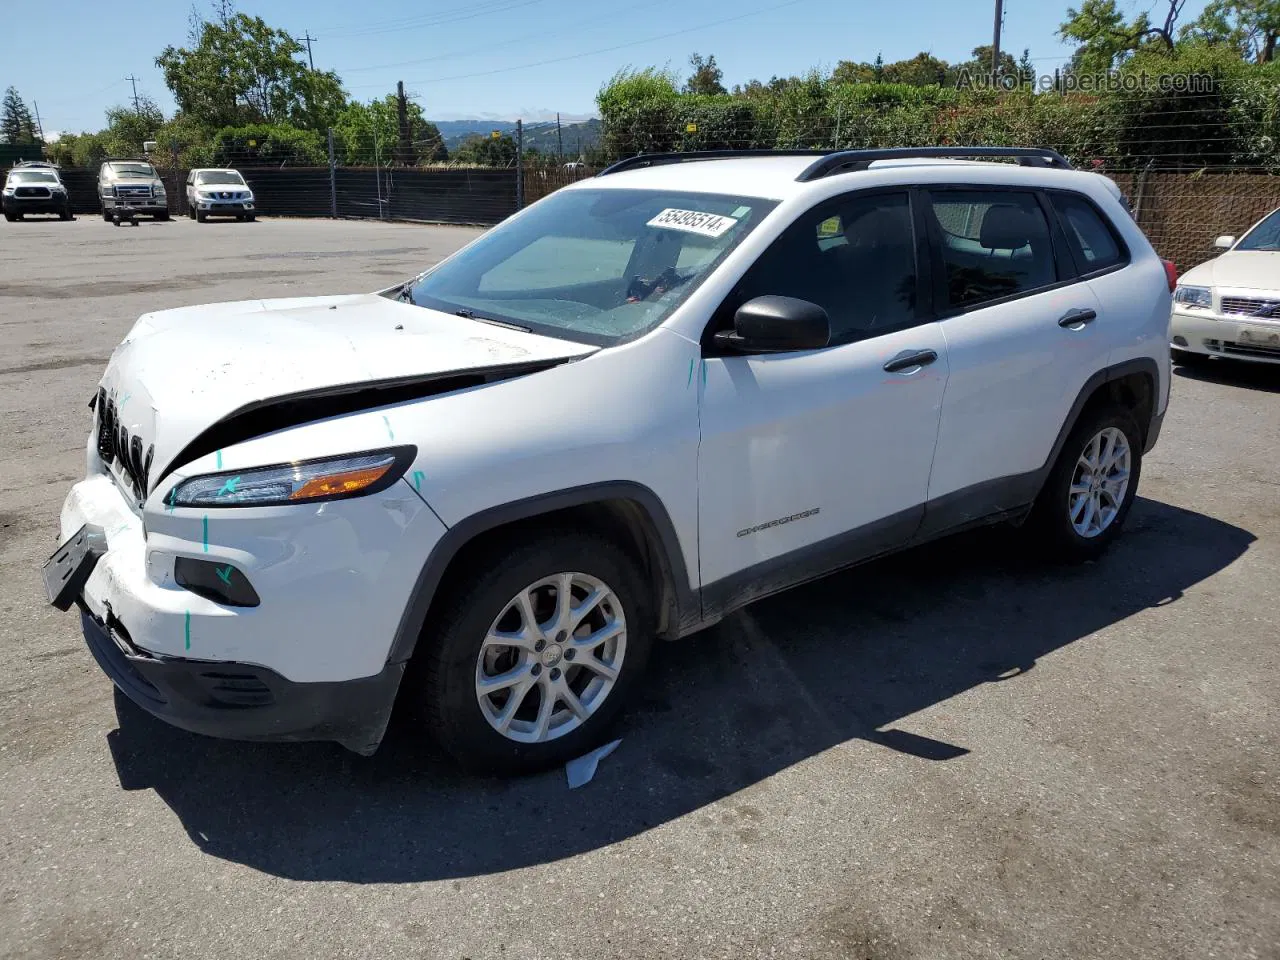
[1068,426,1131,539]
[475,572,626,743]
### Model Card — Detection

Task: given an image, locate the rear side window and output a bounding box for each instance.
[1051,193,1127,271]
[927,191,1057,309]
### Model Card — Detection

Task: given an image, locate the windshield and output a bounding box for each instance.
[108,162,157,178]
[408,188,777,345]
[196,171,245,185]
[1236,208,1280,252]
[9,171,57,184]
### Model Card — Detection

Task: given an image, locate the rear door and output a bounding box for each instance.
[697,189,949,607]
[920,187,1108,532]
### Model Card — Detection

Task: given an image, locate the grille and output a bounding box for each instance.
[1220,296,1280,319]
[116,184,153,198]
[95,389,154,498]
[1223,340,1280,359]
[14,186,51,198]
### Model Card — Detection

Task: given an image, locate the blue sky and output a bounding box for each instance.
[13,0,1212,136]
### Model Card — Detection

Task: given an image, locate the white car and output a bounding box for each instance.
[2,161,72,221]
[185,168,256,222]
[45,147,1172,775]
[1170,206,1280,364]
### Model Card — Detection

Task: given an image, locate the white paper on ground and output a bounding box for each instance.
[565,738,622,788]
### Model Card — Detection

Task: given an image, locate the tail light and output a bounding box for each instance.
[1161,259,1177,292]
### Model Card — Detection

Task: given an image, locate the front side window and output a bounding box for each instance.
[409,188,776,345]
[1051,193,1126,271]
[929,190,1057,309]
[1236,208,1280,252]
[719,191,918,345]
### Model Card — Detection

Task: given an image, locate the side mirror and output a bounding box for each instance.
[1214,235,1236,250]
[714,296,831,353]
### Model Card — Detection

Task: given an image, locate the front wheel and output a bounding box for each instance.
[1027,406,1142,562]
[411,530,653,775]
[154,210,169,222]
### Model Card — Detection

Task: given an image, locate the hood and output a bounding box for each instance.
[100,294,596,492]
[1179,251,1280,292]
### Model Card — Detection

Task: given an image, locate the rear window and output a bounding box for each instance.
[1051,193,1127,271]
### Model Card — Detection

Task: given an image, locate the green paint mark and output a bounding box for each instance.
[701,359,707,387]
[215,450,222,469]
[218,476,241,496]
[215,564,233,586]
[120,392,132,406]
[202,515,209,552]
[382,415,395,441]
[164,490,176,513]
[686,357,695,388]
[184,611,191,651]
[412,470,424,492]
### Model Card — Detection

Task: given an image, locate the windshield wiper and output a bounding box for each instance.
[454,308,531,333]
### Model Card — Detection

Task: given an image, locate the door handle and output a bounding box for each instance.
[1058,308,1098,329]
[882,349,938,373]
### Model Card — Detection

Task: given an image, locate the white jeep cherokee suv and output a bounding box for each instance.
[45,147,1172,774]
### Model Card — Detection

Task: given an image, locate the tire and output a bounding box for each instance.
[60,208,72,221]
[1172,347,1210,367]
[3,213,15,223]
[195,210,207,223]
[188,206,196,220]
[102,210,112,222]
[244,214,255,222]
[410,529,654,775]
[155,210,169,222]
[1027,406,1143,563]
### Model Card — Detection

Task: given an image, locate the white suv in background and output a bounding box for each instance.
[45,147,1171,776]
[185,168,256,222]
[1170,206,1280,364]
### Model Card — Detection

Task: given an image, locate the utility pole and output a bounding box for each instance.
[991,0,1004,85]
[556,112,563,163]
[515,119,524,210]
[396,80,411,166]
[32,102,45,142]
[300,32,317,71]
[126,75,142,116]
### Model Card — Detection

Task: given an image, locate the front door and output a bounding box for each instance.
[697,190,949,611]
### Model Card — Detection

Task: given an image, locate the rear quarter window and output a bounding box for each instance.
[1050,193,1128,273]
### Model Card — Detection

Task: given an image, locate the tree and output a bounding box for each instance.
[947,45,1020,86]
[1060,0,1189,73]
[102,97,165,155]
[452,133,517,167]
[1,87,40,144]
[156,12,346,130]
[881,52,950,86]
[1184,0,1280,62]
[334,95,446,165]
[684,53,727,95]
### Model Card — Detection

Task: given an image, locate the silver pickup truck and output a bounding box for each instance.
[98,158,169,221]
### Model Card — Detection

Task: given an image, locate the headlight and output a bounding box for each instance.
[153,184,166,195]
[1174,285,1212,309]
[168,447,415,508]
[197,191,216,199]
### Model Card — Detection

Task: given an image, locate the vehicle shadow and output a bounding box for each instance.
[1174,358,1280,394]
[106,496,1254,883]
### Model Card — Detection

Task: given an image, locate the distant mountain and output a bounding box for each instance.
[431,118,602,159]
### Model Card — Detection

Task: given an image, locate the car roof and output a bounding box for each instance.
[569,154,1119,205]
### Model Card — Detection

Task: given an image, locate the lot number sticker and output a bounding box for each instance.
[647,208,739,238]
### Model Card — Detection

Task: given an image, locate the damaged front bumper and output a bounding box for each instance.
[53,439,448,753]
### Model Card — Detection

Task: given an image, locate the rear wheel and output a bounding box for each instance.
[411,530,653,775]
[1027,406,1142,563]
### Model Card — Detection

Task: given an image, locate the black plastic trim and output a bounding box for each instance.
[796,146,1072,181]
[597,150,828,177]
[385,481,699,665]
[79,608,403,755]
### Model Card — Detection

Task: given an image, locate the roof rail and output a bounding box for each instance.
[597,149,828,177]
[795,146,1072,181]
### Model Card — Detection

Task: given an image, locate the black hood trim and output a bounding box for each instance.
[155,356,573,487]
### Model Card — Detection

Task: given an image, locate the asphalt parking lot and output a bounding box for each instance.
[1,215,1277,960]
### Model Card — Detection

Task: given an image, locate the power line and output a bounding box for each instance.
[318,0,550,40]
[392,0,811,87]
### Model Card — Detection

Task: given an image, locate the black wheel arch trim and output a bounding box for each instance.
[385,481,699,666]
[1037,357,1162,490]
